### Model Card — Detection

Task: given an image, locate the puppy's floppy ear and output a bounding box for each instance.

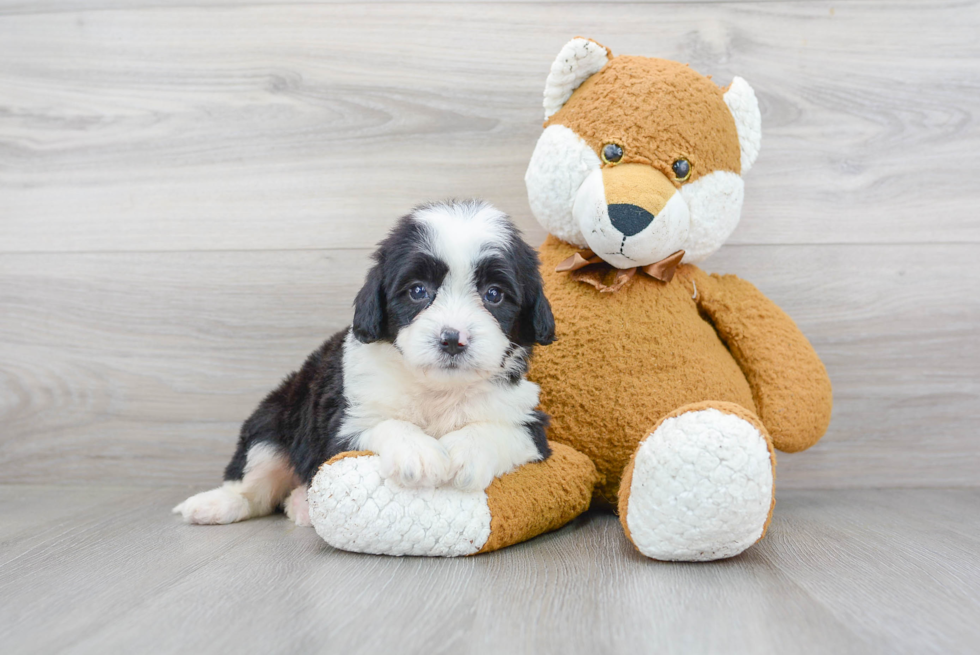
[515,241,556,346]
[523,287,556,346]
[352,263,388,343]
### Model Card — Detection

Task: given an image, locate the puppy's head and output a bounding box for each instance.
[352,200,555,382]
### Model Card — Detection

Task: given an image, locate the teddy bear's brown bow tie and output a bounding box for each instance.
[555,249,685,293]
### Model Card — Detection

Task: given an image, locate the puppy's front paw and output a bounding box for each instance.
[442,431,497,493]
[378,431,451,488]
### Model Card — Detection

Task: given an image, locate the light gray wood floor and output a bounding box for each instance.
[1,485,977,655]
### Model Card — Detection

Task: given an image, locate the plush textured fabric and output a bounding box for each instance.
[617,401,776,560]
[542,37,611,120]
[722,77,762,173]
[602,162,678,215]
[309,444,598,556]
[524,124,600,248]
[477,442,598,554]
[528,236,831,503]
[547,56,742,185]
[690,271,833,452]
[309,451,493,557]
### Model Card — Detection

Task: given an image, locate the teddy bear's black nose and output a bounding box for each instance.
[608,203,655,237]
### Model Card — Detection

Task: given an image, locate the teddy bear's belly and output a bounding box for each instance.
[529,266,756,503]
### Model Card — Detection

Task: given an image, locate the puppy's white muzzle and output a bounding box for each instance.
[396,278,509,382]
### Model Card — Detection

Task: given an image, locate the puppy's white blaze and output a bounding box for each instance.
[413,200,511,271]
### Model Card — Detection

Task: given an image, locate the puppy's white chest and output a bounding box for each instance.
[343,336,490,437]
[410,386,484,437]
[370,374,484,437]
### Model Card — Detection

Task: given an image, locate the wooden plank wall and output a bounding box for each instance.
[1,1,978,488]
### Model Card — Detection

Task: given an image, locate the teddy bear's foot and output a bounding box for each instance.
[308,442,597,557]
[619,401,775,562]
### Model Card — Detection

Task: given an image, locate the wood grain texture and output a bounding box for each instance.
[0,0,827,12]
[1,1,979,253]
[0,485,977,654]
[2,244,977,488]
[1,1,979,489]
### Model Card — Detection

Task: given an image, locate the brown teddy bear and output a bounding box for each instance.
[522,37,833,560]
[308,38,832,561]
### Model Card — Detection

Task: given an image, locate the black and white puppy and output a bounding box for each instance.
[174,200,556,526]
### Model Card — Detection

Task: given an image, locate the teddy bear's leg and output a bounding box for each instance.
[307,442,598,557]
[618,401,776,562]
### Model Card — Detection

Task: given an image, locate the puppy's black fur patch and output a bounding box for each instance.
[522,410,552,460]
[474,237,556,352]
[224,328,349,484]
[353,217,452,344]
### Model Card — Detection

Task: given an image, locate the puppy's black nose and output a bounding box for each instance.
[608,203,655,237]
[439,329,466,355]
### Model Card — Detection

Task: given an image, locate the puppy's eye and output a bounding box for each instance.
[672,158,692,182]
[601,143,624,165]
[408,284,428,301]
[483,287,503,305]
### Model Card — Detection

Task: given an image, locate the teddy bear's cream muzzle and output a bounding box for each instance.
[573,163,691,269]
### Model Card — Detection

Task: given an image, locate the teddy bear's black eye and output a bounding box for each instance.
[601,143,624,164]
[672,158,692,182]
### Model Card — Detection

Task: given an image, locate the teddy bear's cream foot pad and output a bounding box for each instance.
[308,452,493,557]
[620,403,775,562]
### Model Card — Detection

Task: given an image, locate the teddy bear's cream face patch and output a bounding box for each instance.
[525,124,596,249]
[526,125,746,266]
[679,171,746,263]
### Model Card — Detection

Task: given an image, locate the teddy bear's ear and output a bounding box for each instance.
[723,77,762,173]
[543,38,611,120]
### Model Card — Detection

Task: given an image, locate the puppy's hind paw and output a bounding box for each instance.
[285,485,312,527]
[174,485,252,525]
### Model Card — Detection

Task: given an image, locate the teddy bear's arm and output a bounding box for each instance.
[691,270,833,452]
